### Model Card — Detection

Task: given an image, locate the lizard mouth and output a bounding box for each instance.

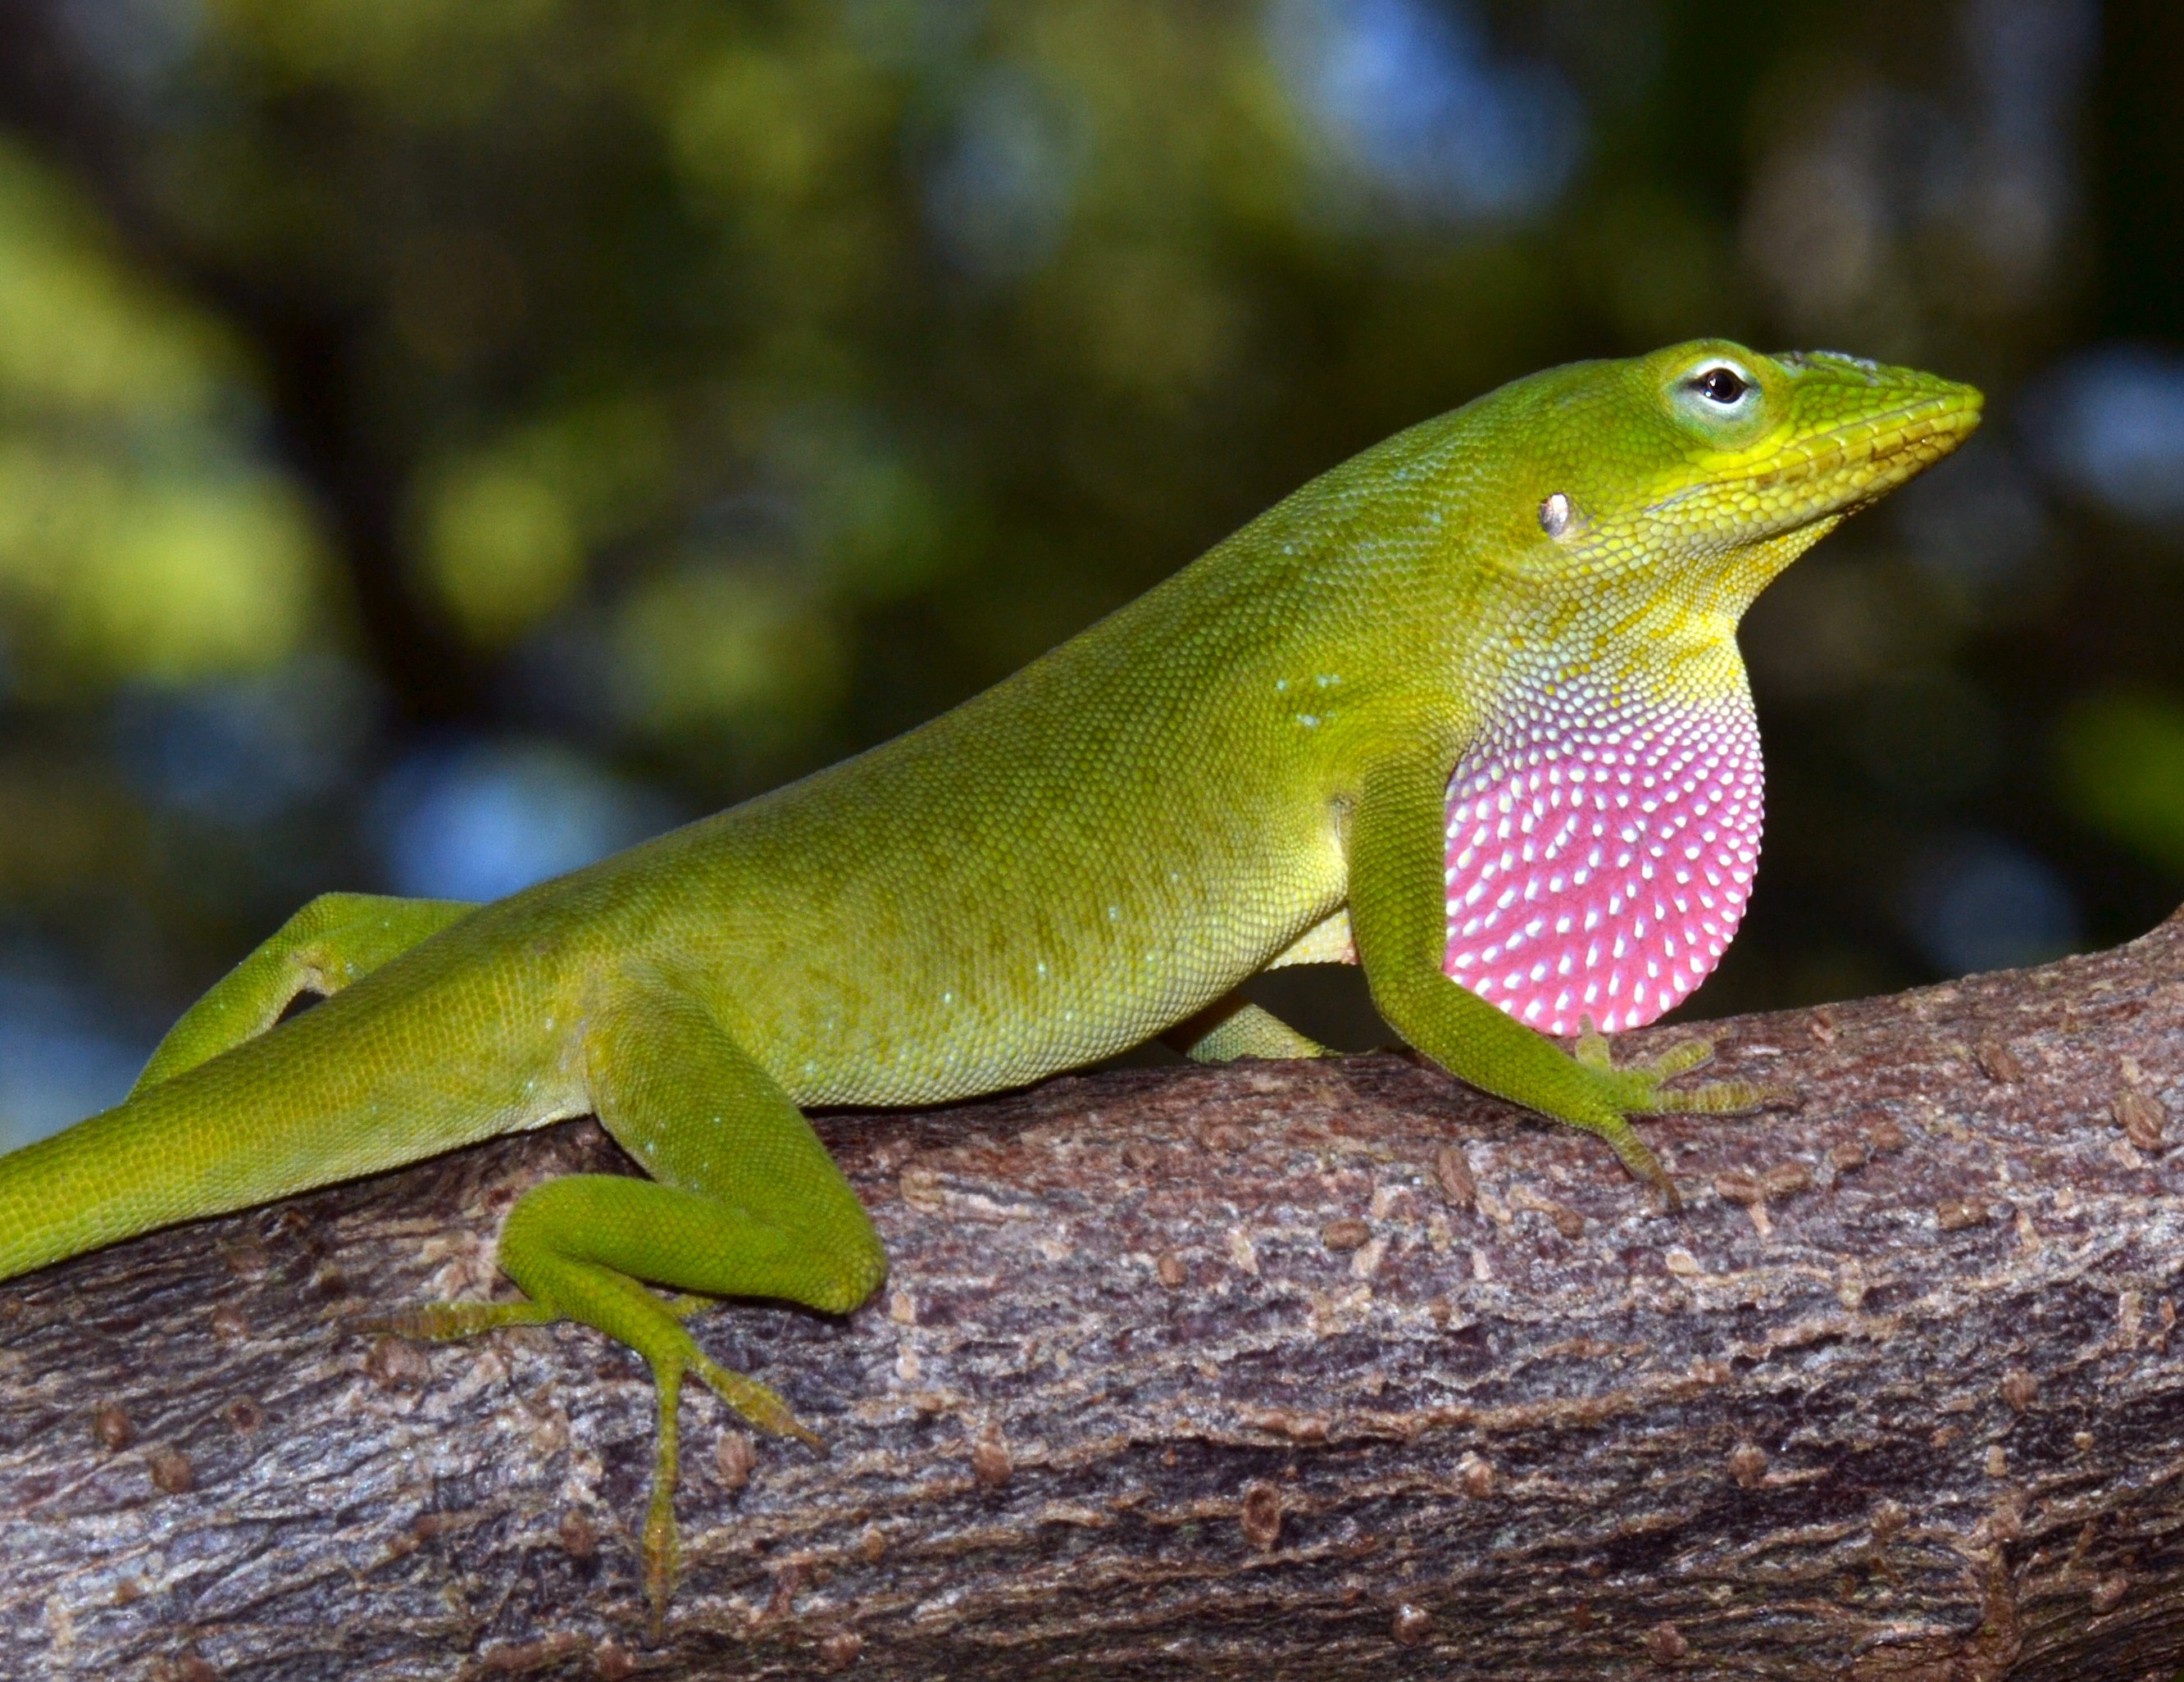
[1743,391,1984,509]
[1649,389,1984,532]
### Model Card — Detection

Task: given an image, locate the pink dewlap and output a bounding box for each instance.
[1442,679,1762,1037]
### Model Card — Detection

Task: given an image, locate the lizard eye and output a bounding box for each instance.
[1690,365,1749,405]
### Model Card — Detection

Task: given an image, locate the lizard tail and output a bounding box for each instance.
[0,1086,216,1280]
[0,981,554,1284]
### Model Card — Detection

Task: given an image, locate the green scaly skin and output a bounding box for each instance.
[0,340,1980,1629]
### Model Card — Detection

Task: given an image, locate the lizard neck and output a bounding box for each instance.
[1442,657,1762,1036]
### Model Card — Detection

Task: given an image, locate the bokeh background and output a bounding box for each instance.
[0,0,2176,1145]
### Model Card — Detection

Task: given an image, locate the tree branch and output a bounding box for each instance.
[7,915,2184,1680]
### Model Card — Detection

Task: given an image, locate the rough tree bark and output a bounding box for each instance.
[6,913,2184,1682]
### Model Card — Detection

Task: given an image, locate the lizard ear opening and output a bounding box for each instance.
[1537,492,1572,538]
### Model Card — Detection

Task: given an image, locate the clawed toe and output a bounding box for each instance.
[1575,1025,1711,1081]
[1665,1078,1781,1115]
[360,1298,559,1340]
[643,1493,679,1645]
[1645,1039,1715,1080]
[691,1351,826,1454]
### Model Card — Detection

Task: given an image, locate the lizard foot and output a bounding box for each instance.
[366,1293,823,1640]
[1564,1024,1786,1214]
[1574,1024,1781,1116]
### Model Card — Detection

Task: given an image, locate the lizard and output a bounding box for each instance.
[0,339,1981,1624]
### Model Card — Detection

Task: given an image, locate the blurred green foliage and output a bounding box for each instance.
[2055,693,2184,877]
[0,0,2182,1139]
[0,143,330,689]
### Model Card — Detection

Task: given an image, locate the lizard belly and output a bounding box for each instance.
[1442,674,1762,1036]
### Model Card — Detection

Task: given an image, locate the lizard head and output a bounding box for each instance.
[1511,338,1983,626]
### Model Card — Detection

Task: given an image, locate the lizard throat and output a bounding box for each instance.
[1443,674,1762,1036]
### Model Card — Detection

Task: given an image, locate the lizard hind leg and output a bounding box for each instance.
[132,893,476,1094]
[411,976,885,1636]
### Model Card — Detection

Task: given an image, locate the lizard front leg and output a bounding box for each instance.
[1347,747,1764,1210]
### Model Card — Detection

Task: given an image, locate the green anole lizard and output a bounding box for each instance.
[0,339,1980,1622]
